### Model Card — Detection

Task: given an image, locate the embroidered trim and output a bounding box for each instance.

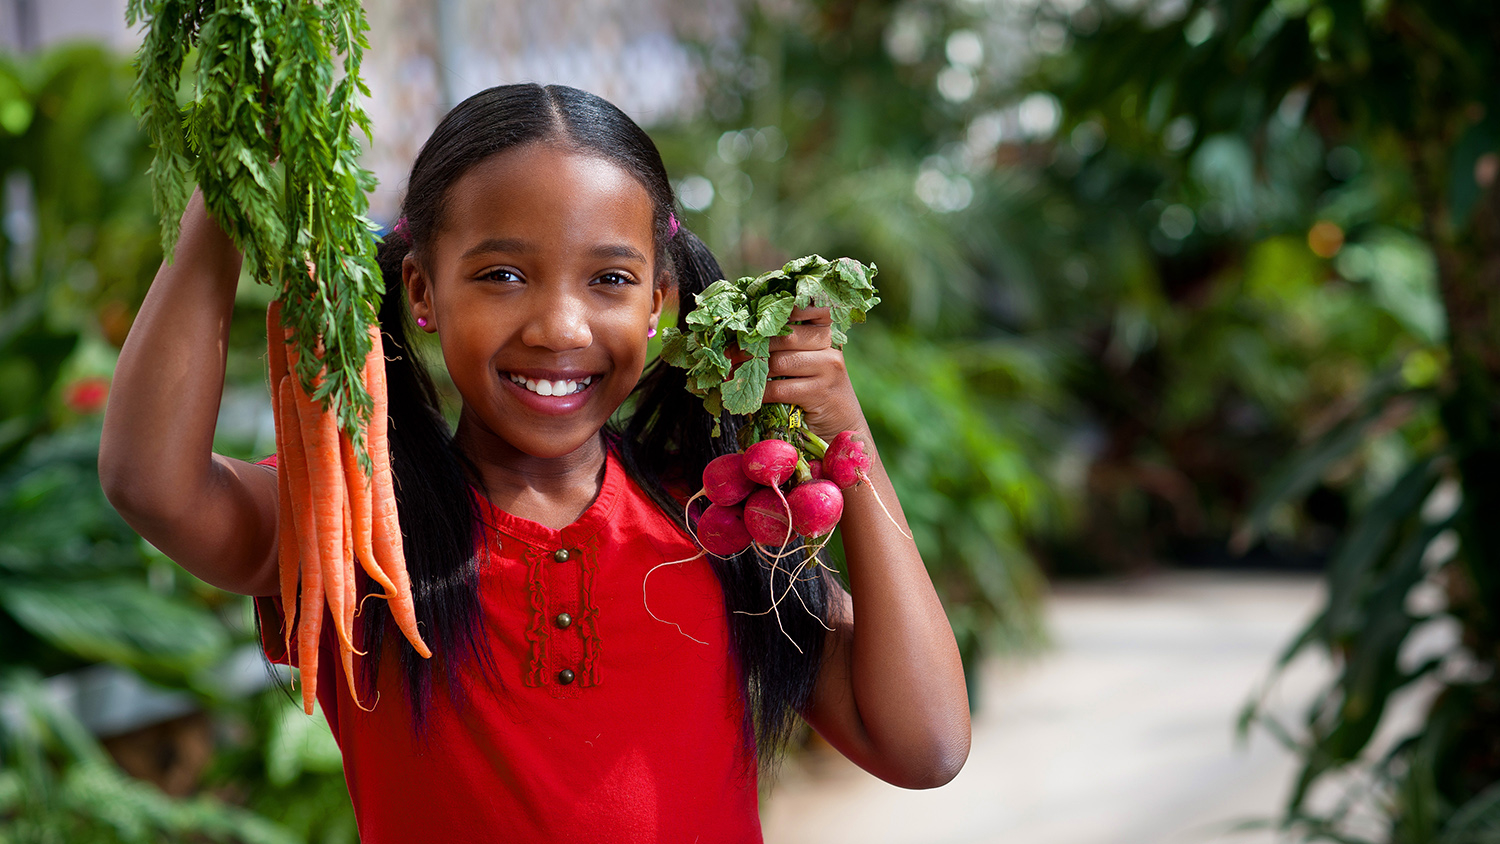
[577,541,603,686]
[522,544,550,687]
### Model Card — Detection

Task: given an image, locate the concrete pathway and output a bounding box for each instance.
[762,573,1330,844]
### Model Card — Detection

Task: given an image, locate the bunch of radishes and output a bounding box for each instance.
[695,429,873,558]
[656,254,884,560]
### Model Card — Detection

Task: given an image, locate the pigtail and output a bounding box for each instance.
[358,230,496,729]
[618,226,839,768]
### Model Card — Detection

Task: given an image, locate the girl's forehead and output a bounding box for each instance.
[434,145,656,258]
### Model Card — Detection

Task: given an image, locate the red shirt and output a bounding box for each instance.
[256,450,762,842]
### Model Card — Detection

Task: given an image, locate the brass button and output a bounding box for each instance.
[554,612,573,629]
[552,548,571,563]
[557,668,575,685]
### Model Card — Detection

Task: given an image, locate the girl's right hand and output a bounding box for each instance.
[99,191,283,597]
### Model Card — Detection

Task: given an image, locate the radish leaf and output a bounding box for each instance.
[659,254,879,418]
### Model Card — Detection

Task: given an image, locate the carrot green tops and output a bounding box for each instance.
[256,450,762,842]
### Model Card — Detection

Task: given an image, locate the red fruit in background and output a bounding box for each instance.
[806,458,823,480]
[64,376,110,414]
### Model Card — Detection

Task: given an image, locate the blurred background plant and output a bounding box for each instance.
[0,43,354,843]
[0,0,1495,841]
[642,0,1498,837]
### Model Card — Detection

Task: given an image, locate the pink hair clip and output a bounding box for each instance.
[668,213,680,239]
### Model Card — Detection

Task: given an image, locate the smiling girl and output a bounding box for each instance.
[100,84,969,842]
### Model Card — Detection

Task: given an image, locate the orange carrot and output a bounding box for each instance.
[366,325,431,658]
[342,417,396,600]
[267,304,300,664]
[340,485,372,710]
[272,310,425,713]
[280,376,324,715]
[292,369,356,659]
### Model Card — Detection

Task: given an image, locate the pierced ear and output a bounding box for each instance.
[403,254,435,331]
[649,286,666,332]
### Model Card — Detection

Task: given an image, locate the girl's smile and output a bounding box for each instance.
[402,143,664,464]
[501,368,599,413]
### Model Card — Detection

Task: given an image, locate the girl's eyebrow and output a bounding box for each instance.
[459,238,646,264]
[589,244,648,263]
[460,237,531,261]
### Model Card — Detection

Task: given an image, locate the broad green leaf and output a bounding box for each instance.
[1324,456,1442,638]
[62,760,298,844]
[1,580,228,671]
[736,332,771,361]
[660,255,879,418]
[1234,374,1415,550]
[754,294,796,337]
[265,697,343,787]
[721,355,770,415]
[658,329,689,369]
[781,255,823,277]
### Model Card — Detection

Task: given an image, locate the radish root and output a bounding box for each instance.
[863,472,913,540]
[643,550,711,646]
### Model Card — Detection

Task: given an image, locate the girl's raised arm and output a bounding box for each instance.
[99,191,281,597]
[760,307,972,789]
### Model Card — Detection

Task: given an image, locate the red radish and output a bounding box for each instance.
[743,438,799,487]
[743,487,792,546]
[703,453,757,506]
[823,430,873,489]
[806,458,823,480]
[698,504,753,556]
[788,480,844,537]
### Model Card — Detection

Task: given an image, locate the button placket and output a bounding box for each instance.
[549,541,584,691]
[477,453,620,693]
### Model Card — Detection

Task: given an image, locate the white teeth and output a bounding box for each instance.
[509,374,592,396]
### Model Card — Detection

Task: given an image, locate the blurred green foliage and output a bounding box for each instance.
[3,0,1493,841]
[657,0,1496,838]
[1026,0,1498,839]
[657,0,1443,582]
[0,45,352,843]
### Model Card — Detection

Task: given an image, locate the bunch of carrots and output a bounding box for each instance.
[266,302,430,715]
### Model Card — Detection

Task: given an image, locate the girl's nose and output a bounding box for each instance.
[519,291,592,351]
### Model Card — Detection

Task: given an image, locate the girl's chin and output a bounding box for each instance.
[459,414,607,464]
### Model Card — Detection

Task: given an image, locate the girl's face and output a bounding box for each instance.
[403,143,665,462]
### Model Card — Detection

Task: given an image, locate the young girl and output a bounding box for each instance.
[100,83,969,841]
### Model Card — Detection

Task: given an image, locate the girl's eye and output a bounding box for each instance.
[481,268,522,284]
[593,272,637,287]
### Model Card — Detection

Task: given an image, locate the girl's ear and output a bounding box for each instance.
[403,254,436,331]
[649,285,666,334]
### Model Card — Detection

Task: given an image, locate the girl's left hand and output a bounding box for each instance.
[758,306,867,439]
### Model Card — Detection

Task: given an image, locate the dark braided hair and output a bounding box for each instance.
[360,84,837,764]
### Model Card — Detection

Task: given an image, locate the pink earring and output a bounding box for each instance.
[647,327,657,338]
[416,317,428,328]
